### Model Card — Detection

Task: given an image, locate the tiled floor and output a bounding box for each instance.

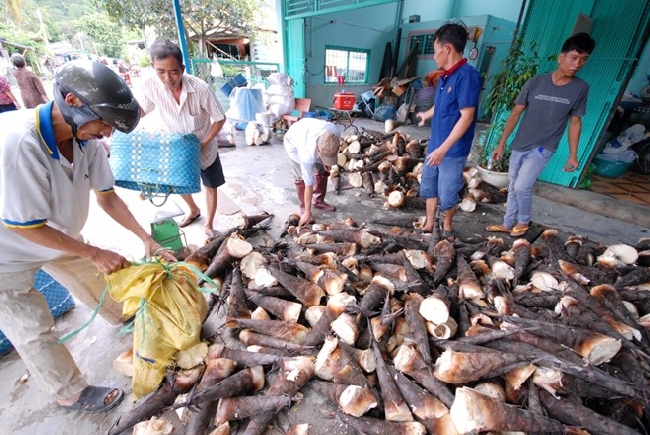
[589,170,650,206]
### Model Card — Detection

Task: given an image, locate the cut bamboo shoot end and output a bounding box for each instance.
[599,243,639,265]
[348,172,363,188]
[339,384,379,417]
[530,271,559,292]
[225,236,253,259]
[331,312,361,345]
[283,356,315,380]
[505,364,536,391]
[247,267,278,289]
[314,252,339,269]
[393,345,420,374]
[354,348,376,373]
[639,313,650,329]
[328,292,358,313]
[132,417,174,435]
[251,306,271,321]
[176,342,209,369]
[305,305,326,327]
[113,347,134,377]
[314,337,339,381]
[533,367,563,395]
[473,382,506,402]
[459,195,476,212]
[281,301,303,323]
[426,318,457,339]
[371,316,391,342]
[385,401,415,422]
[575,333,622,365]
[420,295,450,324]
[348,140,361,153]
[404,249,431,269]
[250,365,266,391]
[240,251,267,279]
[322,270,347,295]
[490,260,515,280]
[341,256,358,270]
[387,190,406,208]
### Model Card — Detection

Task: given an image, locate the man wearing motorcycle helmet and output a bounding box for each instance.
[0,60,175,413]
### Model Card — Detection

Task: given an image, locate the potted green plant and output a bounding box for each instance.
[476,36,540,187]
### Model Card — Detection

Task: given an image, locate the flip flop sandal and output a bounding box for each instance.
[178,213,201,228]
[510,226,529,237]
[441,229,456,240]
[485,224,511,233]
[205,229,219,238]
[62,386,124,413]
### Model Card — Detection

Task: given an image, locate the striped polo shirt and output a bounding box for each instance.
[0,103,115,272]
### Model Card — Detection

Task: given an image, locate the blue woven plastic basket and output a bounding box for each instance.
[110,129,201,204]
[0,270,75,355]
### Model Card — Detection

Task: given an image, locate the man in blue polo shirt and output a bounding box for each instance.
[416,21,481,239]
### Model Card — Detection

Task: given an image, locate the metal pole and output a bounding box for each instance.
[172,0,192,73]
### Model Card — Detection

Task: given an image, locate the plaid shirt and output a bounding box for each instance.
[12,68,47,108]
[0,77,13,105]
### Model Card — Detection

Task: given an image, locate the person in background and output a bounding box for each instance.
[283,117,341,227]
[139,40,227,238]
[415,21,482,239]
[0,75,21,112]
[11,53,49,108]
[486,32,596,238]
[118,61,132,87]
[0,60,175,413]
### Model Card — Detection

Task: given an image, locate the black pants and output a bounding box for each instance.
[0,103,17,113]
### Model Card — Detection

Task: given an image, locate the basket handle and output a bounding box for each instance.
[137,182,172,207]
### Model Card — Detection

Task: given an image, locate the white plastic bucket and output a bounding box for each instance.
[255,112,272,127]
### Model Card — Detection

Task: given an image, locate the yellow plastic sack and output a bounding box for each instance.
[106,262,208,399]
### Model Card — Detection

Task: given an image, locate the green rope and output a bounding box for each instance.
[57,284,110,344]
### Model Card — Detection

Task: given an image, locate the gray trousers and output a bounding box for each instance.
[0,253,124,399]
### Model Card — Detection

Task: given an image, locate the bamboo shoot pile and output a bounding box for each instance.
[109,220,650,435]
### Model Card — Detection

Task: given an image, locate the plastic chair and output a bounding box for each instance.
[282,98,312,127]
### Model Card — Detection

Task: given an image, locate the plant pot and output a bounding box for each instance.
[476,165,510,189]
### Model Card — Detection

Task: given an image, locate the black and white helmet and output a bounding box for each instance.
[53,60,141,136]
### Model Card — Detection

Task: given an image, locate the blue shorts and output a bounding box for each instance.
[419,155,467,210]
[201,154,226,188]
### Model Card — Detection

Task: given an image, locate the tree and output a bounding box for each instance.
[99,0,262,57]
[2,0,23,23]
[74,12,126,58]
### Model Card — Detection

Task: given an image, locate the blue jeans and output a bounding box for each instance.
[420,155,467,210]
[503,148,554,227]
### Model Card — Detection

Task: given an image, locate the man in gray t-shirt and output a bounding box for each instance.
[486,32,596,238]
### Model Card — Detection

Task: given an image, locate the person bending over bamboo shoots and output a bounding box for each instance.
[284,118,341,226]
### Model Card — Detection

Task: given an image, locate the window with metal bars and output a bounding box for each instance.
[324,46,370,84]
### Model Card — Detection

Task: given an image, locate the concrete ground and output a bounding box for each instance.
[0,116,648,435]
